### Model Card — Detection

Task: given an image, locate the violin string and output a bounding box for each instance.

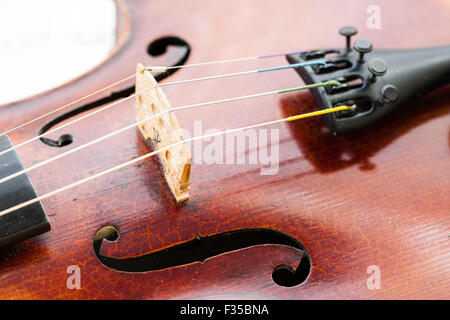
[0,50,309,137]
[0,80,340,187]
[0,105,350,217]
[0,61,325,158]
[0,74,136,137]
[150,51,309,71]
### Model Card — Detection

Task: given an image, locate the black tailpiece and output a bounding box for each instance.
[287,26,450,135]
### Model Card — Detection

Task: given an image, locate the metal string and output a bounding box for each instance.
[0,61,324,158]
[0,105,350,217]
[0,80,340,187]
[0,50,309,137]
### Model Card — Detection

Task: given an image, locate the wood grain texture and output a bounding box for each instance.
[0,0,449,299]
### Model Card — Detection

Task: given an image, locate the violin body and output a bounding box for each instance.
[0,0,449,299]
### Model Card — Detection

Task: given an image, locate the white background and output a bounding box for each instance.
[0,0,116,105]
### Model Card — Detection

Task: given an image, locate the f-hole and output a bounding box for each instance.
[39,36,191,148]
[93,226,312,288]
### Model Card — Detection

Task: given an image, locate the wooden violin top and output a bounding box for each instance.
[0,0,448,299]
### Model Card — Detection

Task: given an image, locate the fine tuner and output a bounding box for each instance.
[287,26,450,134]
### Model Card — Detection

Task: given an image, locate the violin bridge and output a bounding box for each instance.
[135,63,191,202]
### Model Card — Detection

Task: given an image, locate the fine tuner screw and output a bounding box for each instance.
[354,39,373,63]
[339,26,358,52]
[381,84,399,104]
[368,59,387,82]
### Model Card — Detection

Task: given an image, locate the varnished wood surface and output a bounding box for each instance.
[0,0,449,299]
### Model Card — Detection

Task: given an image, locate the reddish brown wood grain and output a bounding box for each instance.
[0,0,449,299]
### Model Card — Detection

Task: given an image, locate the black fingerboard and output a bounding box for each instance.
[0,135,50,247]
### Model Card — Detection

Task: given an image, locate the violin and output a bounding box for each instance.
[0,0,449,299]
